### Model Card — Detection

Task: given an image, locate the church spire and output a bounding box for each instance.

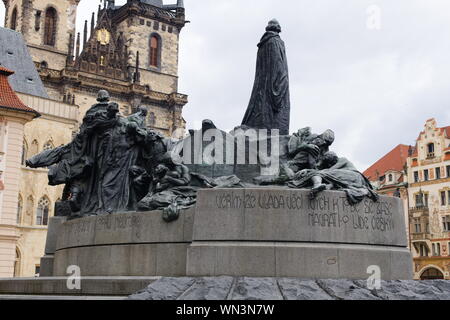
[91,12,95,38]
[67,33,74,66]
[83,20,88,48]
[76,32,81,59]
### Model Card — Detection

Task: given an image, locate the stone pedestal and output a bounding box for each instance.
[45,189,413,280]
[52,209,194,277]
[40,216,67,277]
[187,189,413,280]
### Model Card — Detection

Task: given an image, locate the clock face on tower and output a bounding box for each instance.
[97,28,111,45]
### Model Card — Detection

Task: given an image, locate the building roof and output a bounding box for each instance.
[0,27,49,99]
[0,66,40,118]
[442,126,450,138]
[363,144,411,181]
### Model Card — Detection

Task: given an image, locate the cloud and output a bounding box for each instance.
[1,0,449,171]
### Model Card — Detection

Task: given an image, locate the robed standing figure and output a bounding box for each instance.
[242,19,291,136]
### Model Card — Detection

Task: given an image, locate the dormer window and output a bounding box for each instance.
[388,174,393,183]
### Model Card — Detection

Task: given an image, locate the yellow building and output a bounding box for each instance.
[364,119,450,280]
[0,65,40,278]
[0,27,78,278]
[1,0,189,277]
[407,119,450,280]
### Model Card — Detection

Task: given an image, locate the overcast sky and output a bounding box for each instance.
[1,0,450,171]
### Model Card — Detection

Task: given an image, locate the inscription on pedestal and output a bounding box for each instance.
[215,191,394,233]
[194,189,407,246]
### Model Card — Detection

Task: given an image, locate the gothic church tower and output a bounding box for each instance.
[3,0,188,137]
[2,0,80,70]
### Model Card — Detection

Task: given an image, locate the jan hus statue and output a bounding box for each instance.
[242,19,291,136]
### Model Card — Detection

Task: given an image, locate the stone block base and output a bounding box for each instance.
[187,242,413,280]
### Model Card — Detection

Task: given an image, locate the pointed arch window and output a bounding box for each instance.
[26,196,34,224]
[21,140,28,165]
[11,7,18,31]
[14,248,21,277]
[44,7,57,46]
[36,197,50,226]
[149,34,161,68]
[17,195,23,224]
[148,112,156,126]
[30,140,39,157]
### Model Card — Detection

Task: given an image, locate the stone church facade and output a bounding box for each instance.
[3,0,188,136]
[1,0,188,277]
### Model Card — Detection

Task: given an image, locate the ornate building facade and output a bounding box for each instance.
[364,119,450,280]
[0,65,40,278]
[406,119,450,280]
[0,26,78,278]
[1,0,189,277]
[2,0,188,136]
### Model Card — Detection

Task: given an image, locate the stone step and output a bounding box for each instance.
[0,277,159,296]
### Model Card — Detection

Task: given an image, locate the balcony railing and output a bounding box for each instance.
[410,207,430,215]
[411,233,431,241]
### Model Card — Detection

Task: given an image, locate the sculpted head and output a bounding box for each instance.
[321,130,335,147]
[322,151,339,168]
[147,129,164,142]
[155,164,169,177]
[107,102,119,118]
[266,19,282,33]
[97,90,110,103]
[138,106,148,117]
[298,127,312,138]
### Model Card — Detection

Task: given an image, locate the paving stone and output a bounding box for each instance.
[129,277,195,300]
[229,278,284,301]
[177,277,234,300]
[277,279,333,300]
[129,277,450,300]
[316,279,381,300]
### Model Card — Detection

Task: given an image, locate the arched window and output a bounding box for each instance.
[26,196,34,225]
[427,143,435,158]
[41,61,48,69]
[44,7,57,46]
[11,7,18,31]
[148,112,156,126]
[17,195,23,224]
[30,140,39,157]
[388,174,393,182]
[420,268,444,280]
[43,141,54,151]
[149,34,161,68]
[36,197,50,226]
[21,140,28,165]
[14,248,21,277]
